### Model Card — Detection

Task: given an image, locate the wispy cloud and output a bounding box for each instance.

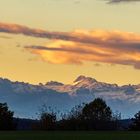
[0,22,140,69]
[105,0,140,4]
[0,22,99,44]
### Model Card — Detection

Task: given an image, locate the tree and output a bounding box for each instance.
[0,103,15,130]
[82,98,112,121]
[58,105,84,130]
[82,98,113,130]
[39,112,56,130]
[130,111,140,130]
[37,106,56,130]
[34,99,119,131]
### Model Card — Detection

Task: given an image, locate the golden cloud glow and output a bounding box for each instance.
[0,22,140,69]
[26,30,140,69]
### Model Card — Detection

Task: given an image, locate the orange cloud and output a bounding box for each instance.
[25,30,140,69]
[0,22,140,69]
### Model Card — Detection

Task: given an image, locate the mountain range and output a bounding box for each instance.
[0,75,140,118]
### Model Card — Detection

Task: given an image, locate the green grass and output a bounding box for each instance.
[0,131,140,140]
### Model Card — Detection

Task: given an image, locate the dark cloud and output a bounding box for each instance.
[105,0,140,4]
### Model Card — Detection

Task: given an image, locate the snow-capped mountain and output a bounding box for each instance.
[45,75,124,94]
[0,76,140,118]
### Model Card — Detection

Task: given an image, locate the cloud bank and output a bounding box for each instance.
[0,22,140,69]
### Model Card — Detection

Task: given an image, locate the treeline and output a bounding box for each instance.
[33,98,120,130]
[0,98,140,130]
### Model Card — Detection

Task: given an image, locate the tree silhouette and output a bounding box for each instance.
[82,98,113,130]
[58,105,84,130]
[130,111,140,130]
[37,106,57,130]
[82,98,112,121]
[34,98,120,130]
[39,112,56,130]
[0,103,15,130]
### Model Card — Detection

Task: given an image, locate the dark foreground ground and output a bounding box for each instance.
[0,131,140,140]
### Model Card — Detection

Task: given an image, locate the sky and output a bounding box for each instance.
[0,0,140,85]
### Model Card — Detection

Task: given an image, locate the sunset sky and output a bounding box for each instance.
[0,0,140,85]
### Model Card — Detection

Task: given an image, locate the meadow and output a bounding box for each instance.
[0,131,140,140]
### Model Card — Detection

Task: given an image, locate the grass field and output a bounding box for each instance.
[0,131,140,140]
